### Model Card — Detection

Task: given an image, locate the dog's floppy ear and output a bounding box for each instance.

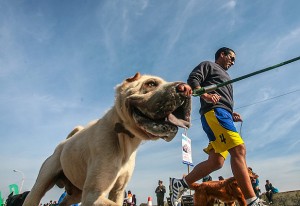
[126,72,141,82]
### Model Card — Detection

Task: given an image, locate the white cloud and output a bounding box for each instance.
[222,0,237,11]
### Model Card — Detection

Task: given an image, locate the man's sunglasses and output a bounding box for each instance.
[228,55,235,62]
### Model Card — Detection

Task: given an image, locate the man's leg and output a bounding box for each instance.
[185,149,224,185]
[160,198,164,206]
[169,149,224,206]
[266,192,270,202]
[269,192,273,202]
[229,144,260,204]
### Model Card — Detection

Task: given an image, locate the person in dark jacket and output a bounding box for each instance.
[155,180,166,206]
[265,180,275,204]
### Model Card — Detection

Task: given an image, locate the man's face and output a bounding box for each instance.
[218,51,236,70]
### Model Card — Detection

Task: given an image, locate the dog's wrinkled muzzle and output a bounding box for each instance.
[130,82,191,141]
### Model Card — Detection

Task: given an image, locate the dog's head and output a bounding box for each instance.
[115,72,192,142]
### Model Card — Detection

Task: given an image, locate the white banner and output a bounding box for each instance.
[182,133,193,166]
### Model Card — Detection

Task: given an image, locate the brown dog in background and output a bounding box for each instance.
[189,169,259,206]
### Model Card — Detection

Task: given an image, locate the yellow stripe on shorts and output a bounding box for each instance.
[203,109,244,159]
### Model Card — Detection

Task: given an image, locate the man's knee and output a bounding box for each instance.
[211,159,224,170]
[208,150,225,170]
[229,144,246,157]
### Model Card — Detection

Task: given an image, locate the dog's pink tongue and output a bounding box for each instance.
[167,113,190,129]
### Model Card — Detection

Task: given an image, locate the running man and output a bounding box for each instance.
[170,47,265,206]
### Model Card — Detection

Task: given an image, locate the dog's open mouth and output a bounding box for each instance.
[132,98,191,142]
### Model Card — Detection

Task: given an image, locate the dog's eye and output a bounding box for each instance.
[145,81,158,88]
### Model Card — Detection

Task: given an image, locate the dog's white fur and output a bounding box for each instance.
[23,73,191,206]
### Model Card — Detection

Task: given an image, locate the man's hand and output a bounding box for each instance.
[233,112,243,122]
[178,83,192,96]
[201,93,221,104]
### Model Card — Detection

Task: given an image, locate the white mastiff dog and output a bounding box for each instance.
[23,73,192,206]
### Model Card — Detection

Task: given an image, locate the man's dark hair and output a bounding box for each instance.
[215,47,235,61]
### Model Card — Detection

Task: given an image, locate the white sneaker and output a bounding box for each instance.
[169,178,187,206]
[248,198,267,206]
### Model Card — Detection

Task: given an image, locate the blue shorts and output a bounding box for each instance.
[201,108,244,158]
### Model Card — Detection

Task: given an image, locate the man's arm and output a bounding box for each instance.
[265,184,271,192]
[162,185,166,193]
[193,86,221,104]
[188,62,222,104]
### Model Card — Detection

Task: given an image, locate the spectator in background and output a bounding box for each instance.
[132,194,137,206]
[202,175,212,182]
[155,180,166,206]
[265,180,278,204]
[49,200,57,206]
[252,177,260,198]
[127,190,133,206]
[249,167,260,198]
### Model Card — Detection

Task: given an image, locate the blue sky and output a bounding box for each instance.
[1,0,300,204]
